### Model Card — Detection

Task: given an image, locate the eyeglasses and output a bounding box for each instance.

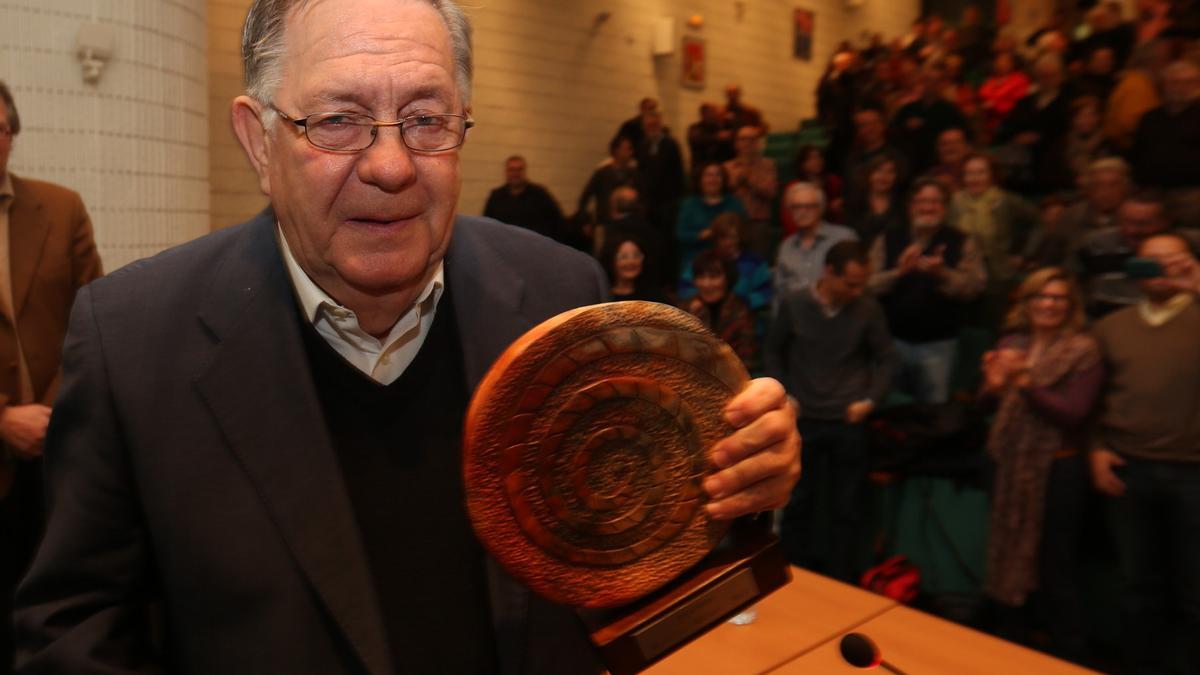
[1029,293,1071,304]
[788,202,822,210]
[269,104,474,153]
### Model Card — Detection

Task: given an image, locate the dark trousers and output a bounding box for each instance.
[1037,453,1089,661]
[1,459,45,675]
[780,419,868,582]
[1106,457,1200,675]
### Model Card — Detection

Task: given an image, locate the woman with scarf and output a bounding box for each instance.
[979,268,1103,663]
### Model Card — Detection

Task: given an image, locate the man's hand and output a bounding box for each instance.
[1090,449,1127,497]
[704,378,802,520]
[916,244,948,277]
[0,404,52,459]
[845,399,874,424]
[1161,250,1200,294]
[897,245,922,275]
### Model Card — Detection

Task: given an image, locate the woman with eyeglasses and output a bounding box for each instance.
[978,267,1102,662]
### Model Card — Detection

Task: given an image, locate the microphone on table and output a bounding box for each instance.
[839,632,907,675]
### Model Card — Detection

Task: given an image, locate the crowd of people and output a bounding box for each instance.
[483,3,1200,672]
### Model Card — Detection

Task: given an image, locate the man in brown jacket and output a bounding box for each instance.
[0,81,102,672]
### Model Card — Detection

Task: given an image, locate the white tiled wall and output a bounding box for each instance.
[208,0,918,231]
[458,0,921,215]
[0,0,211,272]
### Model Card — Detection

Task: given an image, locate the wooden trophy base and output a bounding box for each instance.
[579,520,791,675]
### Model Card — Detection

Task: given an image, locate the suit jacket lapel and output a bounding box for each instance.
[447,216,535,390]
[192,213,393,675]
[8,176,51,320]
[445,217,541,675]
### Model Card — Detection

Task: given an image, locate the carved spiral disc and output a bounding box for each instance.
[464,301,750,608]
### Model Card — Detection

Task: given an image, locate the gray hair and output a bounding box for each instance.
[241,0,474,113]
[0,80,19,134]
[785,181,826,213]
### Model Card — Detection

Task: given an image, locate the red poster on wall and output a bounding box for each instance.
[682,36,705,88]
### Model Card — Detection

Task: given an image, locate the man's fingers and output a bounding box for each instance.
[706,472,796,520]
[704,432,797,499]
[723,378,788,429]
[710,406,794,469]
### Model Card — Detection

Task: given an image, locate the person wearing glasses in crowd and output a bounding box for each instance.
[979,269,1102,663]
[869,178,985,404]
[0,81,102,673]
[774,182,857,305]
[12,1,801,673]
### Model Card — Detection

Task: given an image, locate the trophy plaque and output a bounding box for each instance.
[464,301,791,674]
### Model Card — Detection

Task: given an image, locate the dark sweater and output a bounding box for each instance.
[880,225,967,343]
[483,183,567,243]
[300,293,499,673]
[765,286,896,421]
[1131,101,1200,189]
[1093,301,1200,462]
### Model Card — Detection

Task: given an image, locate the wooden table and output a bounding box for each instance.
[773,604,1096,674]
[645,568,895,675]
[648,567,1096,674]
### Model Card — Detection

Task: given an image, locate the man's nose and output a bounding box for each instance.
[355,127,418,192]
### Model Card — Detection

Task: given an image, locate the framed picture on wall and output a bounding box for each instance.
[793,9,814,61]
[681,36,705,89]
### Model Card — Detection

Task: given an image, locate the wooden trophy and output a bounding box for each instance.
[464,302,791,674]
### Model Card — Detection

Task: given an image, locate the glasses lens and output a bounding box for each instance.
[403,114,466,152]
[305,113,373,151]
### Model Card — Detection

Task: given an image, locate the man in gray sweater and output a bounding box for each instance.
[766,240,896,581]
[1090,232,1200,675]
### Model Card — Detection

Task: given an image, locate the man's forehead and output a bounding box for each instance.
[1140,236,1188,256]
[279,0,456,104]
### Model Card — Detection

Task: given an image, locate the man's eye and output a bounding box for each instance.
[410,115,445,128]
[315,115,353,127]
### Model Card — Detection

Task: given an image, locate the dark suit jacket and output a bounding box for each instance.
[0,175,101,493]
[14,211,608,675]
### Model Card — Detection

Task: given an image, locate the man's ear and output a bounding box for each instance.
[231,95,272,196]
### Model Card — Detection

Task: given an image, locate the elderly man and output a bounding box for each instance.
[13,2,800,674]
[1090,232,1200,675]
[774,182,857,303]
[0,81,103,672]
[869,179,985,404]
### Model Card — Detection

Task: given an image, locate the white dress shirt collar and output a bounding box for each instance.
[277,225,445,384]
